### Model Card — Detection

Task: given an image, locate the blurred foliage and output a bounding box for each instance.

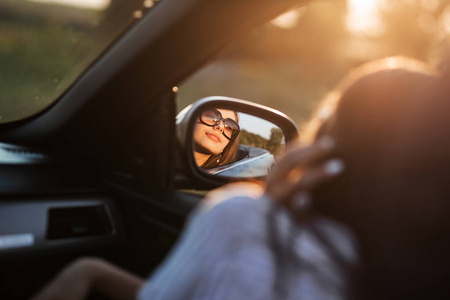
[267,128,284,156]
[240,128,284,155]
[240,129,269,150]
[0,17,98,122]
[0,0,143,123]
[179,0,450,128]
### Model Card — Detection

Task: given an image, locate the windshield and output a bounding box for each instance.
[0,0,157,124]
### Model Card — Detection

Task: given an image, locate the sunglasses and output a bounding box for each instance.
[199,109,240,140]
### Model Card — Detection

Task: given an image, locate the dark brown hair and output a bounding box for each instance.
[303,57,450,299]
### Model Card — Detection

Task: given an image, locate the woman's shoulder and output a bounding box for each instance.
[204,194,269,213]
[192,194,271,232]
[192,182,269,218]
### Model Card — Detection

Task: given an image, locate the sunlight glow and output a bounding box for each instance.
[440,5,450,34]
[421,0,440,11]
[29,0,110,10]
[346,0,385,37]
[270,8,306,30]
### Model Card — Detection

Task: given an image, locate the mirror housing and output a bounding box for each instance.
[176,96,299,189]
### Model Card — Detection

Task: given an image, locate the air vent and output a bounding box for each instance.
[46,206,113,240]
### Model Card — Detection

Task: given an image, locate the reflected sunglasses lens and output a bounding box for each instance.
[200,110,220,125]
[223,119,239,139]
[200,109,240,140]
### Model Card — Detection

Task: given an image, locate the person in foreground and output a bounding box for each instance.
[32,56,446,300]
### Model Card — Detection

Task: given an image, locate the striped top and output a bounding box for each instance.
[138,195,359,300]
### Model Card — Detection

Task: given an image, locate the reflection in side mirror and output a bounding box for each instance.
[193,108,285,178]
[175,96,298,188]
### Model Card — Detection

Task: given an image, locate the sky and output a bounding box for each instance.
[31,0,384,34]
[29,0,110,10]
[239,113,281,140]
[272,0,384,36]
[345,0,384,36]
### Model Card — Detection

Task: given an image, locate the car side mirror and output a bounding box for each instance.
[176,96,299,189]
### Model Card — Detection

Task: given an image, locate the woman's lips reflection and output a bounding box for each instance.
[206,132,221,143]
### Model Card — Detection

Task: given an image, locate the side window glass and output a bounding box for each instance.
[179,0,450,127]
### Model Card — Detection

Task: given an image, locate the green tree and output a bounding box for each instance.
[267,128,284,155]
[239,130,269,149]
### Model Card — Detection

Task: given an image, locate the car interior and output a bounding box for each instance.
[0,0,306,298]
[1,0,449,298]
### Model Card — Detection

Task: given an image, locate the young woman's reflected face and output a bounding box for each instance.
[194,109,237,156]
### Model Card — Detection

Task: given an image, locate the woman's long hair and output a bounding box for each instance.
[201,111,240,170]
[303,57,449,299]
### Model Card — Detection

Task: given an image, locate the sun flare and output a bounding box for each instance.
[346,0,385,36]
